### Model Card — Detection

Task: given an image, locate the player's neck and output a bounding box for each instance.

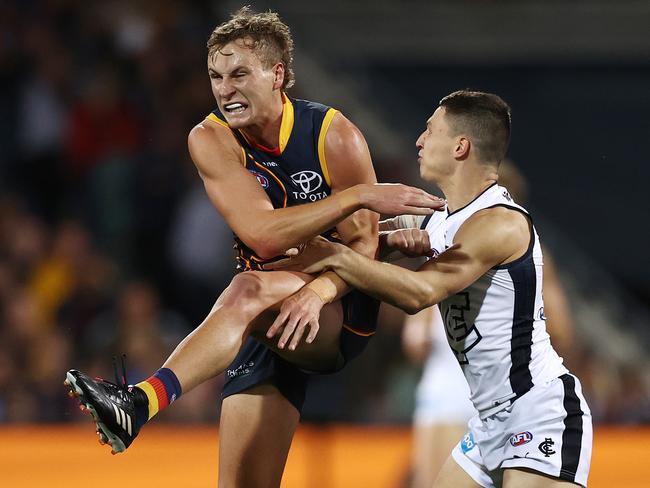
[441,167,498,213]
[240,93,284,149]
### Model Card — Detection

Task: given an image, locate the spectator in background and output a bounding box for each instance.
[64,67,142,265]
[16,29,71,221]
[1,286,51,422]
[65,66,142,179]
[29,220,92,327]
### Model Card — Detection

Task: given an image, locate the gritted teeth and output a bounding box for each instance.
[224,102,247,113]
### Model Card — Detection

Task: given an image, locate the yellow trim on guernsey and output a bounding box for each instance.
[253,159,288,207]
[342,323,375,337]
[206,112,229,128]
[137,381,159,419]
[317,108,338,187]
[278,93,294,153]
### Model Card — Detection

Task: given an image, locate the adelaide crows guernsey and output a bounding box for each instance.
[422,184,568,418]
[207,94,338,272]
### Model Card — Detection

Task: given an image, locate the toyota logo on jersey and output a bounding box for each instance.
[291,171,322,193]
[290,170,328,201]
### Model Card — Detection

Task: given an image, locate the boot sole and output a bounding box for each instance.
[65,371,127,454]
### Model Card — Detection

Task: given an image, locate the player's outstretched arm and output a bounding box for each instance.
[267,207,531,314]
[189,120,443,259]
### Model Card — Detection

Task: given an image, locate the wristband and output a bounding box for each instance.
[306,279,338,304]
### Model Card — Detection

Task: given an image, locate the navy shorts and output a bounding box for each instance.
[222,288,380,411]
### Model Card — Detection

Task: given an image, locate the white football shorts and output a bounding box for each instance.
[452,373,592,487]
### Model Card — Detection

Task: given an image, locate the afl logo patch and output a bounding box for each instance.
[509,431,533,447]
[291,170,322,194]
[249,170,269,189]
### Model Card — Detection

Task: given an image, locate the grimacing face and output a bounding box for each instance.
[208,39,283,130]
[415,107,457,182]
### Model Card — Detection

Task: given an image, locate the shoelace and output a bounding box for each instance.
[112,354,129,391]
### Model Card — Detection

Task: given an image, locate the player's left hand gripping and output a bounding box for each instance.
[264,236,342,274]
[266,287,324,350]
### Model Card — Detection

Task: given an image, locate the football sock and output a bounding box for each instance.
[134,368,182,425]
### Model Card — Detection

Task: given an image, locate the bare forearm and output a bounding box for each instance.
[249,187,364,258]
[305,271,349,304]
[247,186,441,259]
[307,234,378,303]
[330,251,438,314]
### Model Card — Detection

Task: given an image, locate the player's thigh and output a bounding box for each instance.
[218,383,300,488]
[213,270,314,312]
[250,299,345,372]
[503,468,579,487]
[433,454,484,488]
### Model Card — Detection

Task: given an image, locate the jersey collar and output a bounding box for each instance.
[446,182,498,218]
[239,92,294,156]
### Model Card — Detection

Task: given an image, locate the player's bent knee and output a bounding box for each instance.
[217,272,269,313]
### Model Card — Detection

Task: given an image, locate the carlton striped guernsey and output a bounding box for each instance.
[422,184,568,419]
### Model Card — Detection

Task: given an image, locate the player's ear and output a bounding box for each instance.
[454,137,470,160]
[272,63,285,90]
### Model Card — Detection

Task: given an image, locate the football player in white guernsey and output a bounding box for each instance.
[268,90,592,487]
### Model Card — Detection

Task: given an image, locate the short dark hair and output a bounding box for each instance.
[439,90,511,165]
[207,7,295,89]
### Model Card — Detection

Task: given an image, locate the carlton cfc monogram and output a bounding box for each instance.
[538,438,556,457]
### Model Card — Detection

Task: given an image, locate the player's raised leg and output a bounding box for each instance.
[65,270,319,453]
[162,270,318,391]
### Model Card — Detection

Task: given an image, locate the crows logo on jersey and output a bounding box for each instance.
[443,291,482,364]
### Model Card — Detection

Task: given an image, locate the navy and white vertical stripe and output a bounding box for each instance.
[507,257,536,398]
[559,373,592,483]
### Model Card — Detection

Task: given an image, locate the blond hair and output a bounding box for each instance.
[207,7,295,89]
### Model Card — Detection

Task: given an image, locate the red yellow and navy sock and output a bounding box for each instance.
[134,368,182,425]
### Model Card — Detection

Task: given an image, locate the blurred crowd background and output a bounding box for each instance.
[1,0,649,428]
